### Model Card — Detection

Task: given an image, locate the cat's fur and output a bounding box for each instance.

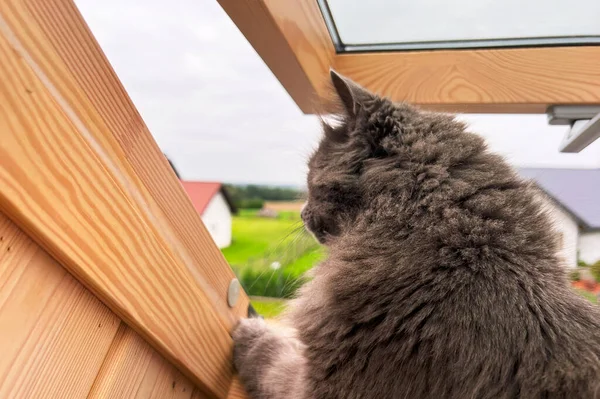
[232,70,600,398]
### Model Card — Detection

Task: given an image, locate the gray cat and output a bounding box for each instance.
[232,70,600,398]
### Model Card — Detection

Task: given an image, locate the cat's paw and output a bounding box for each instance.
[232,317,269,371]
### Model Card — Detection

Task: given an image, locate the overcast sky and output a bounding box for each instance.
[75,0,600,187]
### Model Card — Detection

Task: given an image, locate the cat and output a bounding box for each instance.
[232,70,600,399]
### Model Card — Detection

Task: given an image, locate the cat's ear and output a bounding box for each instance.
[330,69,375,116]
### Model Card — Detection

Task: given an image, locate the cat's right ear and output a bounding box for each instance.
[329,69,375,116]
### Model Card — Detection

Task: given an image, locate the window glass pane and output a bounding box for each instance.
[325,0,600,50]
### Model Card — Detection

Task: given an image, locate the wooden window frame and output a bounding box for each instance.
[218,0,600,114]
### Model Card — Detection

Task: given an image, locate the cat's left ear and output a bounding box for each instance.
[330,69,376,116]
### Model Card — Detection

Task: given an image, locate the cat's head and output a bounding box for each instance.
[302,70,481,245]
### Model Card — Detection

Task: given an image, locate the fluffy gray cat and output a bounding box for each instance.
[232,70,600,398]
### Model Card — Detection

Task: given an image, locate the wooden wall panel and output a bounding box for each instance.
[0,0,251,394]
[226,379,249,399]
[0,4,238,396]
[89,324,198,399]
[0,212,210,398]
[0,0,251,395]
[0,213,121,398]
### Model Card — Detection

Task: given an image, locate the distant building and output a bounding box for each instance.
[520,168,600,268]
[181,182,236,249]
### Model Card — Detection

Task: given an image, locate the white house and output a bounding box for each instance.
[181,181,236,249]
[519,168,600,268]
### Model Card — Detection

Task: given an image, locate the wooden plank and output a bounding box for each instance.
[335,48,600,114]
[0,213,121,398]
[217,1,600,113]
[133,353,196,399]
[88,324,196,399]
[218,0,335,113]
[192,388,213,399]
[15,0,250,322]
[0,6,235,397]
[226,379,249,399]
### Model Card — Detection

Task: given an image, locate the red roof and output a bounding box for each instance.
[181,181,223,215]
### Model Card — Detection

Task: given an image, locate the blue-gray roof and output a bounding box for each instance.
[518,168,600,231]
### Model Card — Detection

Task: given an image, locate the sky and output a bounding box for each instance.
[74,0,600,187]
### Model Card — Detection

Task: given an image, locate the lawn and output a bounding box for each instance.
[222,209,324,299]
[575,288,598,304]
[285,246,326,276]
[221,209,306,267]
[250,297,288,318]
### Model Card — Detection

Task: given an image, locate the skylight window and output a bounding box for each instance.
[321,0,600,51]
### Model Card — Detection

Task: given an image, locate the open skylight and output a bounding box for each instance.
[321,0,600,51]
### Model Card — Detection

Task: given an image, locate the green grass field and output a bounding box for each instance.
[285,245,325,276]
[250,298,288,318]
[221,209,306,267]
[575,288,598,304]
[222,209,324,299]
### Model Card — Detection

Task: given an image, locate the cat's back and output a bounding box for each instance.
[292,257,600,399]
